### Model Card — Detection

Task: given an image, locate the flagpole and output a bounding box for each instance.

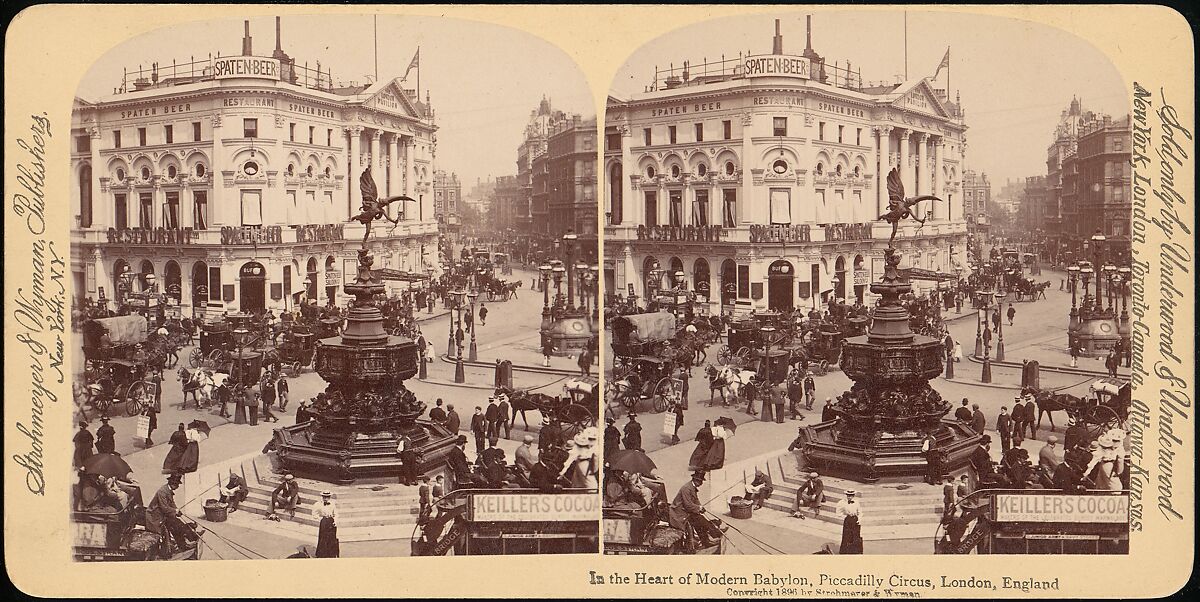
[904,12,908,80]
[417,47,420,99]
[374,15,378,82]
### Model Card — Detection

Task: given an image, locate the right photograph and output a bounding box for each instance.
[602,11,1132,555]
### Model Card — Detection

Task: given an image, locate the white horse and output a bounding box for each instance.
[193,370,228,407]
[705,364,756,407]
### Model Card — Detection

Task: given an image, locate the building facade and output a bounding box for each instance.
[604,18,969,314]
[433,169,461,231]
[962,169,991,240]
[70,18,439,317]
[547,115,598,258]
[1072,115,1132,260]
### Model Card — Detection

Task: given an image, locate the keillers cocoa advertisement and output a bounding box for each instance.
[3,4,1194,599]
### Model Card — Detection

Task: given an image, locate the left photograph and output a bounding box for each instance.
[68,14,600,560]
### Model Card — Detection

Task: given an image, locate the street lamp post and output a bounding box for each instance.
[452,289,466,383]
[590,265,601,325]
[446,289,457,360]
[425,268,435,313]
[467,289,479,362]
[760,324,777,417]
[563,231,578,311]
[552,264,566,315]
[980,292,993,384]
[995,290,1007,362]
[954,266,963,313]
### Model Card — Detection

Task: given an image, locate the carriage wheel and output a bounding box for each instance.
[124,382,149,416]
[189,348,204,368]
[91,390,113,415]
[653,378,681,413]
[1083,405,1120,440]
[559,403,595,434]
[735,347,752,362]
[716,346,732,365]
[208,349,226,366]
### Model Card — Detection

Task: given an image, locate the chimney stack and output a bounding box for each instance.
[275,16,282,52]
[242,20,253,56]
[805,15,813,52]
[772,19,784,55]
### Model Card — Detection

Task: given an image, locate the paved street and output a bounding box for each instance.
[605,266,1119,554]
[73,266,592,558]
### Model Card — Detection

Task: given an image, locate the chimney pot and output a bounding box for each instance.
[242,20,253,56]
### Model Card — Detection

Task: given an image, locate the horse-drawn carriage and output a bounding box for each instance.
[608,313,685,414]
[500,379,597,440]
[274,328,317,376]
[1011,277,1052,302]
[1029,377,1130,442]
[81,316,162,416]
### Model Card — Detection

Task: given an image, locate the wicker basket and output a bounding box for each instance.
[728,497,753,520]
[203,499,228,522]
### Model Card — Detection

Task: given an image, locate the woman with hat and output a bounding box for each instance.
[73,421,95,468]
[701,421,728,470]
[836,490,864,554]
[1089,430,1125,491]
[560,427,599,489]
[688,420,714,472]
[313,490,339,557]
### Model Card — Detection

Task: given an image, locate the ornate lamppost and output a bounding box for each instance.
[446,284,457,360]
[425,268,435,313]
[563,231,578,311]
[452,289,466,383]
[576,263,591,312]
[467,289,479,362]
[539,263,552,330]
[1118,266,1132,367]
[979,291,994,383]
[551,263,566,314]
[954,266,963,313]
[589,265,601,325]
[994,289,1007,362]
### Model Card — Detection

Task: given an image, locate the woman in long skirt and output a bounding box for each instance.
[687,421,713,471]
[839,514,863,554]
[701,424,727,470]
[313,491,339,557]
[233,385,248,425]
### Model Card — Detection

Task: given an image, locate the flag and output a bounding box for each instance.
[933,47,950,79]
[403,48,419,80]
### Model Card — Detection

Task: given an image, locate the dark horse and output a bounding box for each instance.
[1029,388,1083,432]
[498,386,562,430]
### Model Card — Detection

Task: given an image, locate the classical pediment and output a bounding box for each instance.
[358,77,421,119]
[885,78,951,120]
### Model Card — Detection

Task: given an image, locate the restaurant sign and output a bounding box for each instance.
[636,225,726,243]
[107,227,197,245]
[294,223,345,243]
[470,493,598,522]
[824,222,874,242]
[221,225,283,245]
[994,494,1129,523]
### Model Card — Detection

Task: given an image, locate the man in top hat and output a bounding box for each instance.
[147,472,201,554]
[1010,397,1026,447]
[528,453,562,493]
[95,416,117,454]
[484,396,501,446]
[793,471,825,518]
[669,471,722,548]
[954,398,973,423]
[269,474,300,520]
[429,398,447,425]
[996,406,1013,453]
[447,434,476,490]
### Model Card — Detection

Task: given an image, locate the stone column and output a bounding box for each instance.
[875,126,891,215]
[934,138,946,220]
[899,129,912,210]
[211,114,224,225]
[915,132,928,219]
[619,125,633,225]
[347,126,363,217]
[369,129,382,180]
[388,134,400,197]
[740,113,754,225]
[88,127,106,229]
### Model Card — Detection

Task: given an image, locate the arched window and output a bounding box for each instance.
[79,165,93,228]
[140,167,151,180]
[195,163,206,178]
[646,165,655,178]
[724,161,735,176]
[697,163,707,177]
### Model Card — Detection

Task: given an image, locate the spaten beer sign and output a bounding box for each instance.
[743,54,811,79]
[213,57,281,80]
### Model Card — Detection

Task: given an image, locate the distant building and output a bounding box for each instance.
[548,115,598,259]
[961,170,991,239]
[433,169,461,231]
[517,97,564,236]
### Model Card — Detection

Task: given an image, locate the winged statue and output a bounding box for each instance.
[350,168,417,246]
[878,167,942,246]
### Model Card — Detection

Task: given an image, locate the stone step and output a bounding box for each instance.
[246,484,421,506]
[771,480,946,503]
[242,492,421,517]
[236,498,419,529]
[759,497,942,523]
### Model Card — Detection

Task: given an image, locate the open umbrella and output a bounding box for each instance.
[605,449,657,475]
[714,416,738,435]
[187,420,212,437]
[82,452,133,480]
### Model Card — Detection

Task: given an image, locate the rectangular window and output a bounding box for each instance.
[192,190,208,230]
[208,267,221,301]
[668,126,677,144]
[694,123,704,142]
[193,121,202,142]
[816,189,826,223]
[289,123,296,142]
[818,122,825,141]
[838,125,844,143]
[643,191,658,227]
[723,120,732,140]
[773,117,788,137]
[327,129,333,146]
[693,189,709,226]
[1113,137,1123,151]
[164,191,180,229]
[722,189,737,227]
[286,190,298,224]
[668,190,683,227]
[114,193,127,229]
[138,127,147,146]
[113,130,122,149]
[856,128,862,146]
[164,124,174,144]
[240,190,263,226]
[769,188,791,224]
[138,193,153,228]
[243,118,258,138]
[643,128,652,146]
[309,126,315,145]
[323,191,333,222]
[77,135,91,153]
[737,265,750,298]
[606,133,621,151]
[1113,186,1123,201]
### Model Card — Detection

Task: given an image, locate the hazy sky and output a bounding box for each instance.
[75,14,594,187]
[611,10,1129,189]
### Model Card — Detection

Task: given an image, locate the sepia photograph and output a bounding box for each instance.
[602,10,1133,556]
[66,13,600,560]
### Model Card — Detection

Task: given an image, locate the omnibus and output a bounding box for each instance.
[935,488,1129,555]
